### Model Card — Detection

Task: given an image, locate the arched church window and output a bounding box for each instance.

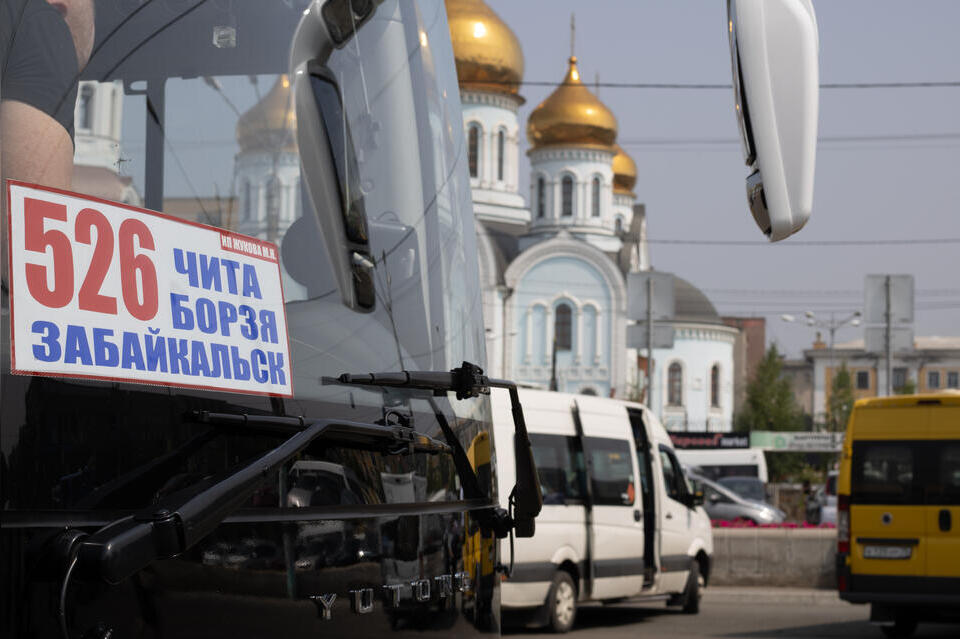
[77,84,94,130]
[591,177,601,217]
[294,178,302,221]
[265,176,281,239]
[537,177,546,218]
[468,123,481,178]
[615,217,623,234]
[668,362,683,406]
[561,175,574,217]
[497,129,505,181]
[555,303,572,351]
[242,179,252,221]
[711,365,720,408]
[265,176,281,219]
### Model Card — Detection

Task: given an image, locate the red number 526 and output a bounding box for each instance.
[22,197,159,321]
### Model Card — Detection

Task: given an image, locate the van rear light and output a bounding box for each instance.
[837,494,850,554]
[837,573,847,592]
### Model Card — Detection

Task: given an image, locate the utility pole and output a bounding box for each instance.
[646,276,653,408]
[884,275,892,395]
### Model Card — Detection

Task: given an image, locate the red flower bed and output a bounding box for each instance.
[711,518,835,529]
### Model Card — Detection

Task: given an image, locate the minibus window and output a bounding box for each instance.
[851,442,919,505]
[584,438,636,506]
[659,447,688,503]
[529,434,586,504]
[929,445,960,505]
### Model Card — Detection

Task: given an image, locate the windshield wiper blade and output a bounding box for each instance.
[65,414,447,585]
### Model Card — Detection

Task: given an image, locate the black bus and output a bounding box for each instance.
[1,1,540,636]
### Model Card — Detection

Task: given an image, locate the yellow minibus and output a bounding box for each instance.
[837,393,960,637]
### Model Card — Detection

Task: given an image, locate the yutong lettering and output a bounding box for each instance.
[308,572,472,621]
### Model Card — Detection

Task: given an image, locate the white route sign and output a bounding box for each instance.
[6,181,293,398]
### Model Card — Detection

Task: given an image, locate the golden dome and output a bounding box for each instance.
[612,144,637,195]
[446,0,524,96]
[236,75,297,154]
[527,56,617,151]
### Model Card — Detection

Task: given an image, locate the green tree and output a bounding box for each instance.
[895,379,917,395]
[735,344,804,433]
[826,362,855,432]
[734,344,806,481]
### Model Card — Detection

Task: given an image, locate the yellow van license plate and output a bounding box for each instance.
[863,545,912,560]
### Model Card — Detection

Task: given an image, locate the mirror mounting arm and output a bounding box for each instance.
[334,362,544,537]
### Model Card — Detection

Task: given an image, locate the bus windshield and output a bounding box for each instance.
[1,0,489,515]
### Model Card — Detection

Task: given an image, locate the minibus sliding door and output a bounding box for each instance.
[629,408,658,586]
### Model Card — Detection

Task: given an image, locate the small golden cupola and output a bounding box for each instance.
[526,55,617,151]
[236,75,297,154]
[612,144,638,195]
[446,0,524,96]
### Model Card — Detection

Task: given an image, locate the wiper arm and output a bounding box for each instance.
[192,410,450,456]
[332,361,543,538]
[64,414,447,585]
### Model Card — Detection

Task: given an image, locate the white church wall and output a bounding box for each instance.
[650,324,738,433]
[73,80,124,171]
[461,92,527,221]
[524,146,624,254]
[612,192,635,234]
[233,152,300,241]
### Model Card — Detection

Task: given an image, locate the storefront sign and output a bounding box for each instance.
[668,432,750,449]
[749,431,842,452]
[6,181,293,397]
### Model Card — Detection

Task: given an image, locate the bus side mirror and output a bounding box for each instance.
[686,490,706,508]
[290,1,379,311]
[512,430,541,538]
[728,0,819,241]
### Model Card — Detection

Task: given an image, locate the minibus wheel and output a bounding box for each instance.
[679,561,701,614]
[547,571,577,633]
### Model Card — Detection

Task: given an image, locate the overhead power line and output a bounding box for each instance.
[505,80,960,90]
[645,238,960,246]
[703,288,960,296]
[619,132,960,146]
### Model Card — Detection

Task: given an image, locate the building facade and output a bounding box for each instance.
[807,337,960,422]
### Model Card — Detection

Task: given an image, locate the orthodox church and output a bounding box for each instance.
[66,1,738,432]
[446,0,738,431]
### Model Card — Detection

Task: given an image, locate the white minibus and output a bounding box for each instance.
[491,390,714,632]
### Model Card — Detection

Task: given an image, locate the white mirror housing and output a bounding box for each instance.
[728,0,819,241]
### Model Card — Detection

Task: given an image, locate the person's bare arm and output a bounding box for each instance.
[1,98,74,190]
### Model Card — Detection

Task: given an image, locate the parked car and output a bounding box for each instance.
[717,476,768,503]
[805,470,838,525]
[687,473,786,525]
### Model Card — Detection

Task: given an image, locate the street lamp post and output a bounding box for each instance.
[782,310,861,427]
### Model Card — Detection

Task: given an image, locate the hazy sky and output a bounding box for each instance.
[490,0,959,357]
[124,0,958,359]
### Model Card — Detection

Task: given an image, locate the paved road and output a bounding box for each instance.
[504,588,958,638]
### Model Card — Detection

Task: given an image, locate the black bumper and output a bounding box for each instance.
[837,553,960,607]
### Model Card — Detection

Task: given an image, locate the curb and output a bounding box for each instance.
[704,587,844,606]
